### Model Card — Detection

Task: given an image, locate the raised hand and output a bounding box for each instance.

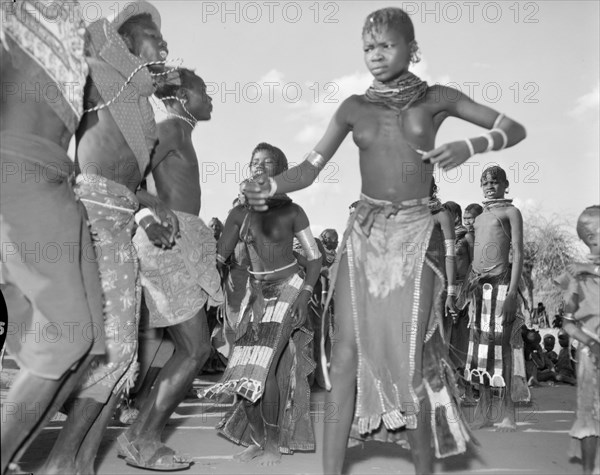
[422,140,472,170]
[240,174,271,212]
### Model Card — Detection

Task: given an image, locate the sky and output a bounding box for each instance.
[84,0,600,237]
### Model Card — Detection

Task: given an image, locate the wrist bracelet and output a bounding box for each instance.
[493,113,505,129]
[302,285,314,294]
[464,138,475,158]
[481,132,495,153]
[491,128,508,150]
[135,208,155,225]
[267,177,277,198]
[447,285,457,296]
[216,254,226,265]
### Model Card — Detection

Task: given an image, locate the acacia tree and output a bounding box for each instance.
[522,212,586,316]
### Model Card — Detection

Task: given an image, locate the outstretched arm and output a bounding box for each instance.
[243,97,354,211]
[423,87,527,170]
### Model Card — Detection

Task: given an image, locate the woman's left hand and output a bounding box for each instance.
[422,140,472,170]
[445,295,458,323]
[502,292,518,325]
[290,290,311,329]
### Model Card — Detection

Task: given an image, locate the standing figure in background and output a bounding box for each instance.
[462,166,530,432]
[444,201,474,384]
[554,205,600,475]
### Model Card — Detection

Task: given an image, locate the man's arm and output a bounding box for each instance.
[217,206,244,271]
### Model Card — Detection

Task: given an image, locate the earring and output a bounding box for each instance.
[409,41,421,64]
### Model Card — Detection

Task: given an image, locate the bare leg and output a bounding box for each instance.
[496,323,516,432]
[252,323,294,466]
[470,386,494,430]
[408,262,436,474]
[233,402,264,462]
[581,436,599,475]
[73,391,122,475]
[323,255,357,475]
[1,354,93,475]
[407,397,434,475]
[39,396,105,475]
[123,309,211,462]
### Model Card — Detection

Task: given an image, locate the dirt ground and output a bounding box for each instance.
[2,358,588,475]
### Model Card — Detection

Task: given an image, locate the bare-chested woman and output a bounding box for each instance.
[121,69,224,471]
[1,2,104,473]
[243,7,526,474]
[204,143,321,465]
[40,3,177,474]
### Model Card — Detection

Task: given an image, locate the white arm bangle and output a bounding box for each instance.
[267,177,277,197]
[492,128,508,150]
[479,132,494,153]
[444,239,456,257]
[464,138,475,158]
[135,208,156,225]
[304,150,328,171]
[493,113,505,129]
[296,227,321,261]
[447,285,458,296]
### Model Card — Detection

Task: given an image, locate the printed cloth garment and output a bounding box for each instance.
[1,0,88,133]
[73,174,141,403]
[133,210,224,328]
[323,193,473,458]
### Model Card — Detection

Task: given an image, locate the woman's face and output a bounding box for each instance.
[250,150,278,177]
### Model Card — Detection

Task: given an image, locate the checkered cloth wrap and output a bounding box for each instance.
[204,273,304,404]
[463,269,529,404]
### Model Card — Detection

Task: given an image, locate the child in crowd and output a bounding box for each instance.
[555,205,600,474]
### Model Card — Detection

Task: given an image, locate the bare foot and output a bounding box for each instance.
[254,448,282,466]
[469,418,494,430]
[495,416,517,432]
[233,445,263,462]
[38,459,77,475]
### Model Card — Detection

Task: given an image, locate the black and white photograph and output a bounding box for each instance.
[1,0,599,474]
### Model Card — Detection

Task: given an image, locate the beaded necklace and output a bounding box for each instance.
[364,71,428,113]
[482,198,513,210]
